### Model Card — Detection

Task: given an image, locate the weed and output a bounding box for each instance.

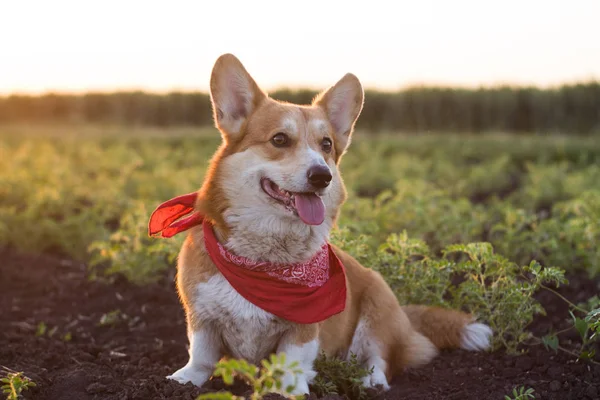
[540,294,600,361]
[311,353,374,400]
[98,309,125,327]
[357,232,566,352]
[504,386,535,400]
[1,372,36,400]
[35,322,47,337]
[197,353,304,400]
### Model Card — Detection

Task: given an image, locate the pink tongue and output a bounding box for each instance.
[294,193,326,225]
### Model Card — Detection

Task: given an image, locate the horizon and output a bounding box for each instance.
[1,0,599,95]
[2,79,600,98]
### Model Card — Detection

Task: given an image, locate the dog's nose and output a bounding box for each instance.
[307,165,332,188]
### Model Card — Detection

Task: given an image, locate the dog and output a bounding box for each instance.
[148,53,492,395]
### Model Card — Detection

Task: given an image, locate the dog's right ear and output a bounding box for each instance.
[210,54,266,142]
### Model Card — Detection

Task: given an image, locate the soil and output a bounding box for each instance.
[1,247,599,400]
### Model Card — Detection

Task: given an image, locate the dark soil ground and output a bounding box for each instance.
[1,248,599,400]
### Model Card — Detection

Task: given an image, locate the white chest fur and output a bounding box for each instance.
[193,273,290,363]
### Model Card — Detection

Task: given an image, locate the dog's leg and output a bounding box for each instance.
[276,325,319,395]
[167,325,221,386]
[347,319,391,390]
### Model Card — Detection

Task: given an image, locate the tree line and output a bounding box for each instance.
[1,82,598,134]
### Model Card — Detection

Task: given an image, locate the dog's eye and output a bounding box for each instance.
[271,133,290,148]
[321,138,333,153]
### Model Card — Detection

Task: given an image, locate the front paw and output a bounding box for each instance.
[167,366,210,386]
[283,373,309,396]
[289,379,309,396]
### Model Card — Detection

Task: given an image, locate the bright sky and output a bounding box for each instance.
[1,0,599,94]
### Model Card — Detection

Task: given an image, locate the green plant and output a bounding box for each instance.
[504,385,535,400]
[88,202,183,284]
[311,353,374,400]
[35,322,48,337]
[1,372,36,400]
[371,233,566,352]
[98,309,125,327]
[540,295,600,361]
[586,308,600,340]
[197,353,304,400]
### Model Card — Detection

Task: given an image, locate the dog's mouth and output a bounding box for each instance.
[260,178,325,226]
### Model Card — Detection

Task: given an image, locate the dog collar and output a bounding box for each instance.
[148,193,347,324]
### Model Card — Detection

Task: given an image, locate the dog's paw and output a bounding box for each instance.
[461,322,493,351]
[167,366,209,386]
[361,371,390,391]
[283,373,310,395]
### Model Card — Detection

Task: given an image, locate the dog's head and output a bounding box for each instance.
[199,54,363,242]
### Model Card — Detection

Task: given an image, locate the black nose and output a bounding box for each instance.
[307,165,332,188]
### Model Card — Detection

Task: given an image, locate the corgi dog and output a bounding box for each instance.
[150,54,492,395]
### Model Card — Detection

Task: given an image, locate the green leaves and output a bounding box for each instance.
[563,306,600,360]
[504,386,535,400]
[2,127,599,361]
[197,353,304,400]
[542,334,559,352]
[586,308,600,340]
[570,310,589,341]
[311,353,374,400]
[88,201,183,284]
[2,130,600,286]
[363,230,566,353]
[1,372,36,400]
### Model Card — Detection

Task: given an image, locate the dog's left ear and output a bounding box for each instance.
[313,73,364,155]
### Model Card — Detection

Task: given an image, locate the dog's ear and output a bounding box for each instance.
[210,54,266,142]
[313,73,364,155]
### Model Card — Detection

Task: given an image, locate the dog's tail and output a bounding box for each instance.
[398,305,492,368]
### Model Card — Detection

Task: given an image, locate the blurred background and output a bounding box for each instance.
[1,0,599,134]
[1,0,599,277]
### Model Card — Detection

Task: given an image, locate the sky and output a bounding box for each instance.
[1,0,599,94]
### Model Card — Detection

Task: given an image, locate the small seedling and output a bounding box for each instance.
[1,372,36,400]
[197,353,304,400]
[504,386,535,400]
[98,309,124,326]
[35,322,47,337]
[35,321,72,341]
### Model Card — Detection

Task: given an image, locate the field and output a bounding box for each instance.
[1,124,599,400]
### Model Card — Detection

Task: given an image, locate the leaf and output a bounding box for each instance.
[579,348,596,360]
[570,310,589,341]
[542,334,559,352]
[36,322,47,336]
[197,391,236,400]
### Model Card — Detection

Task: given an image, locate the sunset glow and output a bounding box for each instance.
[1,0,599,94]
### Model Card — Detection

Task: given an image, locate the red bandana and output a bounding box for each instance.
[148,193,347,324]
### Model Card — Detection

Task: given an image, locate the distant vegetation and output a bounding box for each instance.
[1,82,599,134]
[1,126,599,355]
